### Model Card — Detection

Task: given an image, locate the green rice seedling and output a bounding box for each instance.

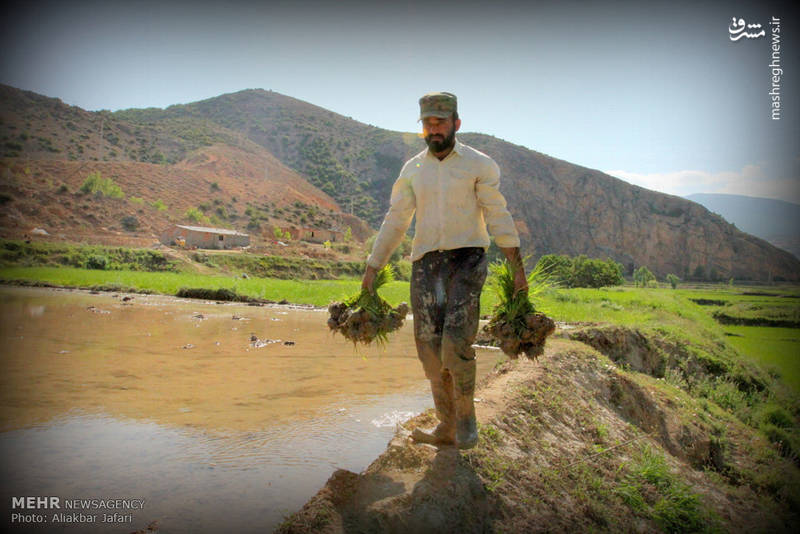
[486,260,556,359]
[327,265,409,346]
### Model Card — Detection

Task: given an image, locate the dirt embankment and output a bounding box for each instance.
[277,331,799,534]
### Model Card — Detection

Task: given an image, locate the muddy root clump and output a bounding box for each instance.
[327,297,409,345]
[327,265,408,346]
[487,312,555,360]
[486,259,556,360]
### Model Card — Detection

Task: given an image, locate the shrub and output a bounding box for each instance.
[121,215,140,231]
[393,259,412,281]
[185,207,209,224]
[633,266,656,287]
[666,273,680,289]
[79,171,124,198]
[86,255,109,270]
[151,199,167,211]
[759,404,794,429]
[535,254,623,288]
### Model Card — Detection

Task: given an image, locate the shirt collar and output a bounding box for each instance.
[425,137,463,160]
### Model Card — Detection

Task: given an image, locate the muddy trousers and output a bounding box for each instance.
[411,248,488,448]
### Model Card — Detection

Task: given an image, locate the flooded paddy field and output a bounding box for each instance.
[0,286,502,532]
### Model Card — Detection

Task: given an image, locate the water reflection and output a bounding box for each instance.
[0,287,502,532]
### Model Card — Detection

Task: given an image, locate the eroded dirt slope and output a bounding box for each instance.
[277,336,799,533]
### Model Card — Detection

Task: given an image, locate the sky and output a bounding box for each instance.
[1,0,798,203]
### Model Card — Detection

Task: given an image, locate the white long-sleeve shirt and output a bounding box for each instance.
[367,138,520,269]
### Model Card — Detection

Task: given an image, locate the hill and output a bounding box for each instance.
[0,85,370,247]
[686,193,800,260]
[1,84,798,281]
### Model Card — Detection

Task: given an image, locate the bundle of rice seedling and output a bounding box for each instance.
[485,259,555,360]
[327,265,409,346]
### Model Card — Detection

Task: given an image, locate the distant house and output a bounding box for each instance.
[160,224,249,249]
[280,226,343,244]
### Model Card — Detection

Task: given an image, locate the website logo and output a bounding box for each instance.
[728,17,765,41]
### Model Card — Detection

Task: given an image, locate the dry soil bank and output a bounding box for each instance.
[277,333,799,534]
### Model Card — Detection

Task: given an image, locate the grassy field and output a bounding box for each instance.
[532,286,800,392]
[0,239,366,280]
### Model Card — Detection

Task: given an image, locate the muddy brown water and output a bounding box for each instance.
[0,287,502,533]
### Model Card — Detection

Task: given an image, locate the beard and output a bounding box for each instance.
[424,126,456,153]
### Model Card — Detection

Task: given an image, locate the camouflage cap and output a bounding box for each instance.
[419,92,457,120]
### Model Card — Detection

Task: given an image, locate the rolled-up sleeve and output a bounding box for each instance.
[475,159,520,248]
[366,172,416,269]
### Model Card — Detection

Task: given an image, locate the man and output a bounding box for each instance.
[362,92,527,449]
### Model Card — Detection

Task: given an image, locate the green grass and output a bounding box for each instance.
[0,240,177,271]
[194,251,364,280]
[615,445,719,533]
[723,326,800,391]
[0,266,410,308]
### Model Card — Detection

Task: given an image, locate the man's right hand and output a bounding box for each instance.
[361,265,379,294]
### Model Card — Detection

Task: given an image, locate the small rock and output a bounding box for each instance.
[283,341,295,346]
[182,344,195,349]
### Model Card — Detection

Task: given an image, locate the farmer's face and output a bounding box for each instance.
[423,116,460,153]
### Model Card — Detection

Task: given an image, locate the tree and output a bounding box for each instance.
[343,226,352,242]
[534,254,623,288]
[184,207,208,224]
[666,273,680,289]
[633,266,656,287]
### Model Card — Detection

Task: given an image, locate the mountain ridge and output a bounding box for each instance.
[686,193,800,260]
[1,84,797,281]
